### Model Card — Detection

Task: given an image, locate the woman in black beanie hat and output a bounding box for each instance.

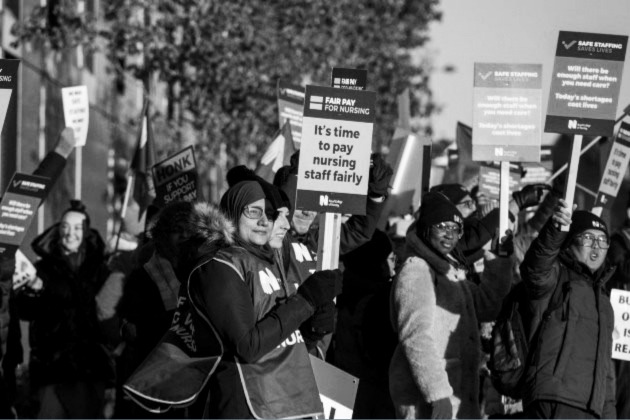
[389,191,513,419]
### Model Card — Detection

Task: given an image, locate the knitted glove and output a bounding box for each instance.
[429,397,453,419]
[368,153,393,198]
[512,183,551,210]
[303,301,336,336]
[297,269,343,308]
[491,229,514,257]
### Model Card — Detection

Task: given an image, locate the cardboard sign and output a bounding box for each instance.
[296,85,375,214]
[151,146,198,206]
[0,59,20,135]
[331,68,367,90]
[478,163,522,201]
[310,355,359,419]
[545,31,628,137]
[473,63,542,162]
[277,80,305,146]
[12,249,36,290]
[592,122,630,215]
[611,289,630,361]
[0,173,51,257]
[61,85,89,146]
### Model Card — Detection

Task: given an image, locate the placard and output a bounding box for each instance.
[611,289,630,361]
[0,173,51,257]
[331,68,367,90]
[296,85,375,214]
[593,122,630,215]
[545,31,628,137]
[151,146,198,206]
[473,63,542,162]
[61,85,89,146]
[310,355,359,419]
[0,59,20,135]
[277,80,305,145]
[478,163,522,201]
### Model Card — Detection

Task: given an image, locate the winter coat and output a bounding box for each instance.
[389,230,511,419]
[519,220,617,418]
[16,224,112,387]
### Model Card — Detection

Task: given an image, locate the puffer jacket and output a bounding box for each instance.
[16,224,112,387]
[389,230,511,419]
[519,219,616,418]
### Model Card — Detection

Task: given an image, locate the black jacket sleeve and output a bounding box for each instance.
[459,208,499,254]
[195,260,315,363]
[519,219,567,299]
[33,151,67,195]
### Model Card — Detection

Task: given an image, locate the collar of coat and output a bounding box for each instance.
[558,250,616,286]
[404,230,467,276]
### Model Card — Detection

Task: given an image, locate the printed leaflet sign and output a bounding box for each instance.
[61,85,89,146]
[331,68,367,90]
[277,80,305,146]
[593,122,630,215]
[151,146,198,206]
[611,289,630,361]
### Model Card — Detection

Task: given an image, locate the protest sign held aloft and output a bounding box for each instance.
[296,85,375,215]
[151,146,198,206]
[277,80,305,146]
[545,31,628,137]
[0,59,19,136]
[331,68,368,90]
[473,62,542,162]
[61,85,89,146]
[592,121,630,216]
[611,289,630,361]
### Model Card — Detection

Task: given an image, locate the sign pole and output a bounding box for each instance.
[562,135,583,231]
[75,146,82,199]
[316,212,342,271]
[498,161,510,251]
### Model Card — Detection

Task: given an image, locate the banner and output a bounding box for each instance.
[296,85,375,214]
[61,85,89,146]
[478,163,522,201]
[277,80,304,146]
[592,122,630,215]
[611,289,630,361]
[310,355,359,419]
[0,173,51,257]
[545,31,628,137]
[151,146,198,206]
[331,68,367,90]
[473,63,542,162]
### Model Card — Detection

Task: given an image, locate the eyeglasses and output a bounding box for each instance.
[243,205,265,220]
[432,222,463,236]
[574,234,609,249]
[457,199,476,210]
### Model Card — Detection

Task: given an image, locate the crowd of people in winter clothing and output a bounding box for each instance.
[0,130,629,419]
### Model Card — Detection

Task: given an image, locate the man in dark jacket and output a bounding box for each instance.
[520,199,617,419]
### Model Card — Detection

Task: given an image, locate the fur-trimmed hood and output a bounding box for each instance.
[180,203,235,266]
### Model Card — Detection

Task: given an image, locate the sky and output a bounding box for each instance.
[427,0,630,144]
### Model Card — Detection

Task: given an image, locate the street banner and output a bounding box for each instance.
[0,173,51,257]
[331,68,367,90]
[151,146,198,206]
[310,355,359,419]
[592,122,630,216]
[473,62,542,162]
[478,163,522,201]
[296,85,375,215]
[611,289,630,361]
[0,59,19,136]
[256,121,296,183]
[277,79,304,146]
[545,31,628,137]
[61,85,89,146]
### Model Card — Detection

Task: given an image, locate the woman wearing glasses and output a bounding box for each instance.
[389,191,512,419]
[519,201,616,419]
[188,180,342,419]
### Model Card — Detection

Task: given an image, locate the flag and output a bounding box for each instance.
[255,122,296,183]
[129,101,156,219]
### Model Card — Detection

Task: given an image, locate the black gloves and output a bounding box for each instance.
[368,153,394,198]
[297,269,343,309]
[492,229,514,257]
[429,397,453,419]
[512,183,551,211]
[302,301,336,337]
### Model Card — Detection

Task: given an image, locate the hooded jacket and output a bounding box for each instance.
[519,219,616,418]
[17,223,111,387]
[389,230,511,419]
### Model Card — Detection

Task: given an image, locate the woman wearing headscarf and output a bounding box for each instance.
[17,200,112,418]
[188,180,342,418]
[389,192,512,419]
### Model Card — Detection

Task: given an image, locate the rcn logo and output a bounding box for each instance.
[568,119,578,129]
[319,194,329,206]
[494,147,504,157]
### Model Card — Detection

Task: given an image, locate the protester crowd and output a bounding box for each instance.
[0,124,628,420]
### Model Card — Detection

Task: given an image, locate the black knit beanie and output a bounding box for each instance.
[429,183,470,204]
[565,210,608,248]
[417,191,464,236]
